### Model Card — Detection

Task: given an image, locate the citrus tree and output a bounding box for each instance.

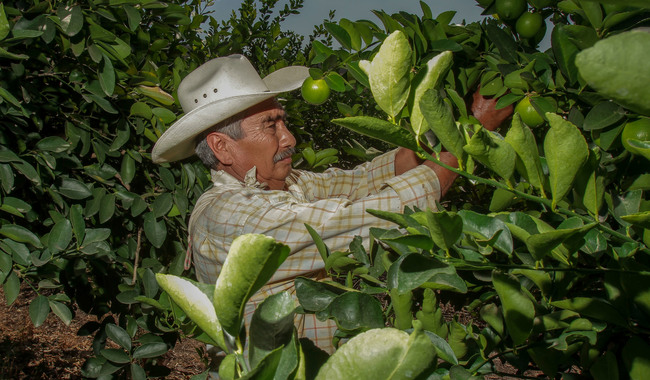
[157,0,650,379]
[0,0,312,377]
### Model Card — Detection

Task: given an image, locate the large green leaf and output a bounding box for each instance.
[213,234,290,337]
[416,210,463,251]
[551,24,580,85]
[143,212,166,248]
[315,327,435,380]
[551,297,627,327]
[410,51,453,136]
[544,113,589,209]
[155,273,226,350]
[458,210,513,255]
[360,31,412,119]
[249,292,296,370]
[419,89,465,160]
[464,128,517,182]
[0,224,43,248]
[319,292,385,333]
[29,295,50,327]
[387,252,463,293]
[525,223,596,261]
[294,277,345,312]
[575,30,650,116]
[505,114,545,192]
[331,116,419,151]
[492,272,534,345]
[48,219,72,254]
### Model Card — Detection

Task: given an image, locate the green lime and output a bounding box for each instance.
[496,0,527,20]
[301,77,330,105]
[621,118,650,155]
[515,96,545,127]
[516,12,544,39]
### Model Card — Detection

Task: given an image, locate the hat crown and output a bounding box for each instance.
[178,55,269,113]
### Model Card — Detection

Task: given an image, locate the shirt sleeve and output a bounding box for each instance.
[191,163,442,286]
[292,149,399,201]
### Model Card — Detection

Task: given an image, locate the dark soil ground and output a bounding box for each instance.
[0,285,207,379]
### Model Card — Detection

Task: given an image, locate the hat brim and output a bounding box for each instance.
[152,65,309,163]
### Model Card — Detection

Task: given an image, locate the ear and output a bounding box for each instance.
[206,132,234,166]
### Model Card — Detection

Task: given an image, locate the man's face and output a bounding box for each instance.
[227,99,296,190]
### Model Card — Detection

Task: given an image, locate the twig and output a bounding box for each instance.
[132,227,143,284]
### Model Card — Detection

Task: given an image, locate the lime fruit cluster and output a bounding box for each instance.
[301,77,330,105]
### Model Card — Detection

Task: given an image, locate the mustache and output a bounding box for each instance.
[273,147,296,163]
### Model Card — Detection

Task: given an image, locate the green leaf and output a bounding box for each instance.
[526,223,596,260]
[123,5,142,31]
[576,29,650,115]
[492,272,534,345]
[551,297,627,327]
[136,85,175,106]
[322,292,385,334]
[143,212,166,248]
[106,323,132,351]
[99,54,115,96]
[505,114,545,192]
[156,273,225,350]
[294,277,344,312]
[249,292,296,369]
[29,295,50,327]
[464,128,517,181]
[410,51,454,137]
[132,342,168,359]
[332,116,419,151]
[485,23,518,64]
[363,31,412,119]
[458,210,513,255]
[420,210,463,251]
[3,271,20,305]
[544,113,589,209]
[36,136,71,153]
[152,193,173,219]
[0,4,9,41]
[315,327,435,380]
[49,300,72,325]
[101,348,131,364]
[57,178,92,199]
[552,25,580,85]
[214,234,290,337]
[621,211,650,229]
[583,101,625,131]
[324,22,352,50]
[0,224,43,248]
[57,5,84,37]
[48,219,72,254]
[387,252,461,293]
[622,336,650,379]
[339,18,362,51]
[420,89,465,160]
[99,194,116,224]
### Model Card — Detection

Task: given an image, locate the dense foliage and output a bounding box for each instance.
[2,0,650,378]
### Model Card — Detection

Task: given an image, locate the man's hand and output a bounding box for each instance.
[470,89,514,131]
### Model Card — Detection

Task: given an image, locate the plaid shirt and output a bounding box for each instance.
[190,149,441,353]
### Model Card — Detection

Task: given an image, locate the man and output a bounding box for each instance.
[152,54,511,353]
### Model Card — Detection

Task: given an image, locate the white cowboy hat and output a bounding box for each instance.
[151,54,309,163]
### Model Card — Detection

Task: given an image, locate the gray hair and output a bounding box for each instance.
[195,114,245,169]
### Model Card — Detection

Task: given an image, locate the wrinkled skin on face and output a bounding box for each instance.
[208,99,297,190]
